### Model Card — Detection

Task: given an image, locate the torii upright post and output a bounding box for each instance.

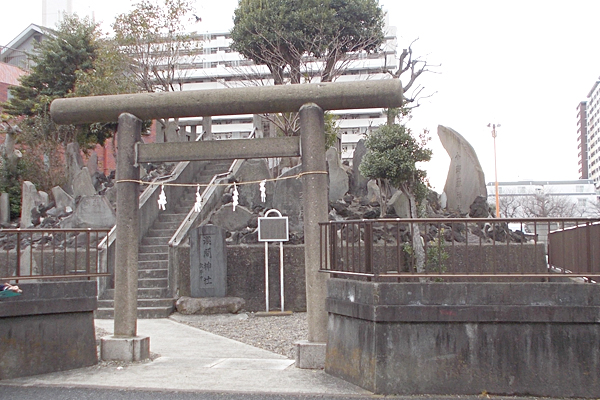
[100,113,149,361]
[296,103,329,367]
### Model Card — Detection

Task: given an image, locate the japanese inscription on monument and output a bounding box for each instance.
[190,225,226,297]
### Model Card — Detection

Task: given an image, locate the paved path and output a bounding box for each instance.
[2,318,368,396]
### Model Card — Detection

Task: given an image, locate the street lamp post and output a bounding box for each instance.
[488,123,501,218]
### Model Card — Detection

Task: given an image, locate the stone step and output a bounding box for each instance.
[138,287,170,298]
[97,298,174,309]
[139,253,168,262]
[145,229,174,238]
[153,221,181,230]
[138,277,169,288]
[95,305,174,319]
[174,207,195,214]
[156,213,188,223]
[141,236,170,246]
[139,268,168,279]
[139,259,168,269]
[139,245,168,254]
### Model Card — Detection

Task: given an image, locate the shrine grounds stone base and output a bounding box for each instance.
[325,279,600,398]
[0,281,98,380]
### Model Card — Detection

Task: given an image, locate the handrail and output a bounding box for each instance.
[168,128,258,247]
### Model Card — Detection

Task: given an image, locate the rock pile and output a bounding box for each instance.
[208,151,528,247]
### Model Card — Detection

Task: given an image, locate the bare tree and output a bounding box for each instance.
[388,40,439,109]
[493,191,580,218]
[112,0,199,140]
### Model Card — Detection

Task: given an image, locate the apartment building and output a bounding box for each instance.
[175,27,398,161]
[579,78,600,191]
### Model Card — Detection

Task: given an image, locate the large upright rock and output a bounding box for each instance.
[234,159,273,210]
[65,143,84,195]
[86,152,98,177]
[72,167,97,198]
[272,164,303,232]
[0,192,10,224]
[437,125,487,214]
[51,186,75,213]
[351,139,369,196]
[387,190,410,218]
[326,147,349,202]
[60,195,115,228]
[20,181,46,228]
[164,120,182,142]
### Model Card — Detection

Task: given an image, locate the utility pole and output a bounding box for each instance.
[488,123,501,218]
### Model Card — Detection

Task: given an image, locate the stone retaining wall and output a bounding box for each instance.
[325,279,600,398]
[0,281,98,380]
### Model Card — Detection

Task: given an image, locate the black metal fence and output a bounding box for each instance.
[319,218,600,281]
[0,228,110,281]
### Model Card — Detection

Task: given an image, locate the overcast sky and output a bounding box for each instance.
[2,0,599,192]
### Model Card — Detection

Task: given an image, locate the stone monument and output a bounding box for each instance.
[190,225,227,297]
[437,125,487,214]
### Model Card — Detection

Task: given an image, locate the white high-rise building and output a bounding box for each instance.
[580,78,600,191]
[42,0,73,28]
[173,25,399,162]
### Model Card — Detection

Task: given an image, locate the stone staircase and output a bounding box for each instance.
[96,161,231,318]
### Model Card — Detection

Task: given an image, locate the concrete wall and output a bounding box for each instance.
[0,281,98,380]
[176,244,306,312]
[325,279,600,398]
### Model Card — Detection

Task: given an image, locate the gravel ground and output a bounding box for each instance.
[169,312,308,359]
[94,312,307,361]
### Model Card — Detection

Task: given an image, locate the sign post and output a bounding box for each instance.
[258,209,289,312]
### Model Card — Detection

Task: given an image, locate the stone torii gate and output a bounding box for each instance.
[51,79,403,363]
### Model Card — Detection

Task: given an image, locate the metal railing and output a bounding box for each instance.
[0,228,110,281]
[319,218,600,281]
[548,221,600,280]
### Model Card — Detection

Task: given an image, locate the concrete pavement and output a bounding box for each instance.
[1,318,369,396]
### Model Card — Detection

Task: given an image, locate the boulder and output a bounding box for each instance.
[437,125,487,214]
[366,180,381,204]
[0,192,9,224]
[387,190,410,218]
[86,152,98,177]
[51,186,75,213]
[233,159,273,210]
[20,181,46,228]
[211,203,253,232]
[175,296,245,315]
[326,147,349,202]
[65,143,84,195]
[72,167,97,198]
[163,120,182,142]
[351,139,369,197]
[272,164,303,232]
[61,195,116,228]
[469,195,490,218]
